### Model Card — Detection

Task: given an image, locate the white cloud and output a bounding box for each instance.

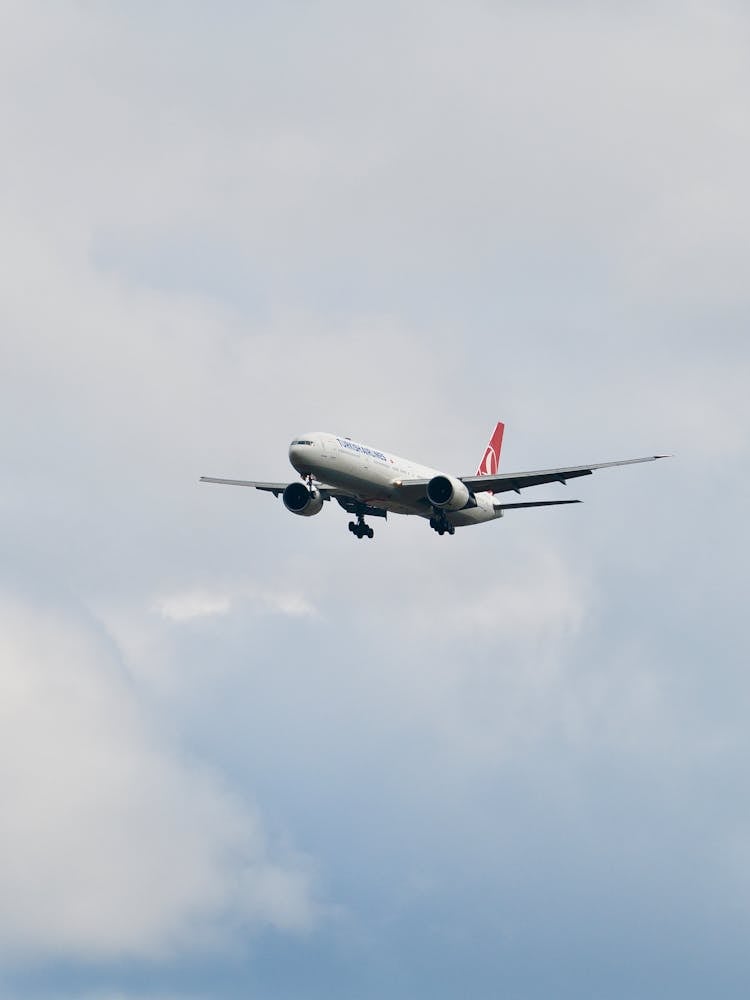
[155,590,232,622]
[0,595,317,961]
[153,584,316,624]
[416,544,588,642]
[263,590,317,618]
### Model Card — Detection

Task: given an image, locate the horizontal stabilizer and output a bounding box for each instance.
[493,499,581,511]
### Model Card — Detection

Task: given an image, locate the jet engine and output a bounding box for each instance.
[283,482,324,516]
[426,475,471,511]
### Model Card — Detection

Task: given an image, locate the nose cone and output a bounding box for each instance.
[288,442,303,472]
[289,434,318,474]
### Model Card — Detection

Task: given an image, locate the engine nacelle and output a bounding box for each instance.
[426,474,471,511]
[283,482,324,517]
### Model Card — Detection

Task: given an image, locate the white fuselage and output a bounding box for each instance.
[288,432,500,527]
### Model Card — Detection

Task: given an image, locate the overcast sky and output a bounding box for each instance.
[1,2,749,998]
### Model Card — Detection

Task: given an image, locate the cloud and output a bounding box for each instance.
[0,595,317,961]
[155,591,233,622]
[153,584,317,624]
[407,543,588,642]
[0,2,749,997]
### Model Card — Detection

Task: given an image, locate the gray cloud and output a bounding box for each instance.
[0,595,317,961]
[1,1,749,997]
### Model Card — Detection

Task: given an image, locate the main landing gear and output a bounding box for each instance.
[339,499,385,540]
[349,514,374,540]
[429,511,455,536]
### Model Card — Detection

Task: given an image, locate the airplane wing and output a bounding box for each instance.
[200,477,292,497]
[462,455,668,494]
[398,455,668,498]
[199,476,371,503]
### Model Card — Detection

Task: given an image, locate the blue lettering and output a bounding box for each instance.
[336,439,387,462]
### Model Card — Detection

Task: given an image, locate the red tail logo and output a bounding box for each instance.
[476,422,505,478]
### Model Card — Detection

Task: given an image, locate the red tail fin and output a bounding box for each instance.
[476,422,505,477]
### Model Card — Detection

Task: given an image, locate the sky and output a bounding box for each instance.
[1,1,749,997]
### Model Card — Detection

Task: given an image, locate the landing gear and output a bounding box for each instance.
[348,515,374,540]
[429,511,455,536]
[340,499,385,539]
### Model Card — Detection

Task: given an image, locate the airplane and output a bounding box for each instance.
[200,423,668,540]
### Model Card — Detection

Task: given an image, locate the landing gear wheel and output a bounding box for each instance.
[349,515,373,539]
[430,510,453,536]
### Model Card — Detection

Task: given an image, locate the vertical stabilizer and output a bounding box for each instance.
[476,422,505,480]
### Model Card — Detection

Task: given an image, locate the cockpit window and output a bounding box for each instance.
[293,439,314,446]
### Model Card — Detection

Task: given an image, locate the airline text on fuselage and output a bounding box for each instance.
[336,438,389,462]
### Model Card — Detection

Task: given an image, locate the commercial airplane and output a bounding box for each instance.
[200,423,667,539]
